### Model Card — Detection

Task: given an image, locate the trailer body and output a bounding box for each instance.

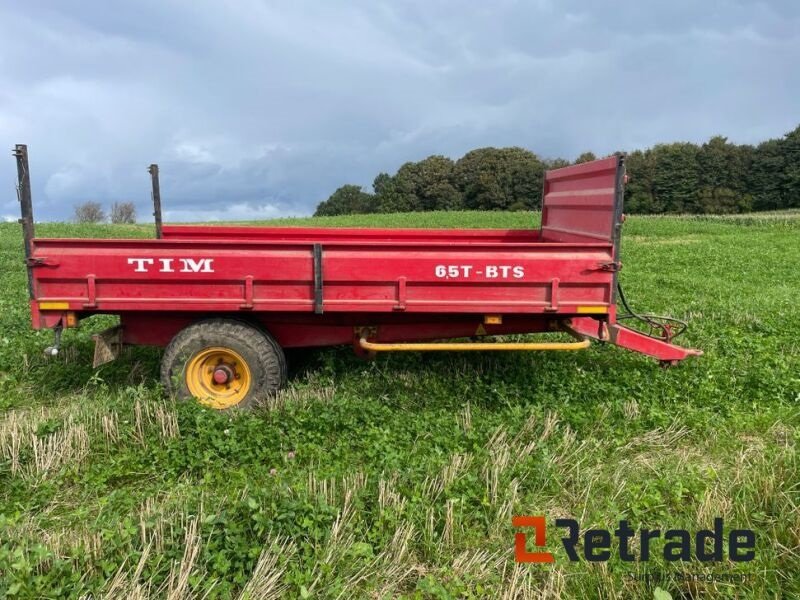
[16,148,700,407]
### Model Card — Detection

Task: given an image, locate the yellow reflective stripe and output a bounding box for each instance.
[576,305,608,314]
[39,301,70,310]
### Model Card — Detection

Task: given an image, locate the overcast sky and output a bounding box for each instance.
[1,0,798,222]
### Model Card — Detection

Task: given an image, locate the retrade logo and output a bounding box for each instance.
[513,516,755,563]
[512,516,554,563]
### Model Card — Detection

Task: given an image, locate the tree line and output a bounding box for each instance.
[74,201,136,224]
[315,125,800,216]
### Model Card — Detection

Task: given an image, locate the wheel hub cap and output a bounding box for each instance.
[185,347,252,409]
[213,366,233,384]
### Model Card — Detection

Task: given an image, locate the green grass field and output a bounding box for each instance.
[0,211,798,599]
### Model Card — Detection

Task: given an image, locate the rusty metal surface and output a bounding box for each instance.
[92,325,124,368]
[13,144,35,299]
[148,164,163,239]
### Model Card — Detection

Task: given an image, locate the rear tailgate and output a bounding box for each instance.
[541,155,625,253]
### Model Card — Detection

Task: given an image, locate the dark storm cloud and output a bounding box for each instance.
[1,0,798,221]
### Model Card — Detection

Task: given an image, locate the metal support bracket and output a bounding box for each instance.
[313,243,324,314]
[14,144,35,299]
[241,275,254,309]
[84,274,97,308]
[148,164,163,239]
[394,276,407,311]
[44,324,63,358]
[545,277,560,312]
[92,325,124,368]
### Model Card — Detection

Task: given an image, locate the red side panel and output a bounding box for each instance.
[541,155,624,245]
[28,238,614,315]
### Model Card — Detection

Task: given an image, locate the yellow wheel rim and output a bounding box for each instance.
[185,346,252,409]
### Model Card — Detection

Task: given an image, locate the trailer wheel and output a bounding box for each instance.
[161,319,286,410]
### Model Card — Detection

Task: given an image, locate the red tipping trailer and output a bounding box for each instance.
[14,145,700,409]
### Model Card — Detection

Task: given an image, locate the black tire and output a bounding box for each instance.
[160,318,286,410]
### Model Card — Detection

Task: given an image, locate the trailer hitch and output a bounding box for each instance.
[563,282,702,365]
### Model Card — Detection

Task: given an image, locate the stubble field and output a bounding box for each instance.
[0,211,798,599]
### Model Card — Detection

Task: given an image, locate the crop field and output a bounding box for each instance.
[0,211,798,599]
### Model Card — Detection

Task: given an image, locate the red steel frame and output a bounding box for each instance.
[20,151,700,363]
